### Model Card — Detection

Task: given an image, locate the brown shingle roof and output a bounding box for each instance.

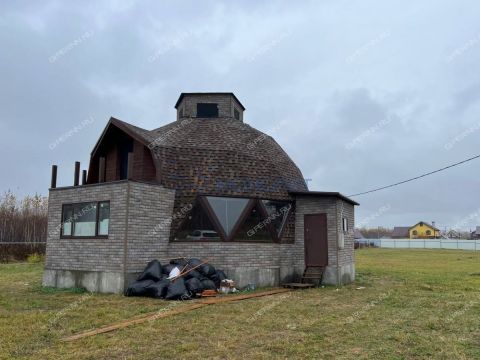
[149,117,308,199]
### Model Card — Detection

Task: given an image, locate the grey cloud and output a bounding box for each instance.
[0,0,479,229]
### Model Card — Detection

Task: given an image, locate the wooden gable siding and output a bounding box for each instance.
[87,126,157,184]
[105,145,118,182]
[132,140,156,181]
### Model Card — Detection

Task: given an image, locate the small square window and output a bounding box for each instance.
[234,108,240,120]
[342,217,348,233]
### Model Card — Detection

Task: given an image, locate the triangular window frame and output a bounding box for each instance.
[230,199,279,242]
[259,200,292,241]
[175,196,291,242]
[173,197,223,241]
[201,196,253,241]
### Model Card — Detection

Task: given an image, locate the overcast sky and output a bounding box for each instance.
[1,1,479,229]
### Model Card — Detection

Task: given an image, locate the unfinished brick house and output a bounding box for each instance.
[43,92,358,293]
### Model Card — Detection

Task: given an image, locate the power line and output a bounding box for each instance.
[349,153,480,197]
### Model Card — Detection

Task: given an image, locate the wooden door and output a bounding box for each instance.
[304,214,328,267]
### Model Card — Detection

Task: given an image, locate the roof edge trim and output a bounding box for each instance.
[289,191,360,206]
[174,92,246,110]
[90,117,150,156]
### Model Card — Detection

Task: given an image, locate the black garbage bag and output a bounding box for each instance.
[146,279,170,299]
[187,258,203,267]
[199,263,216,277]
[210,269,228,288]
[170,258,188,267]
[162,263,178,275]
[165,278,190,300]
[201,279,217,291]
[185,277,204,296]
[125,279,155,297]
[137,260,163,282]
[185,269,205,281]
[216,270,227,281]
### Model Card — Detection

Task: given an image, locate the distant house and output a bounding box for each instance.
[392,227,410,238]
[409,222,440,239]
[354,228,364,240]
[392,222,440,239]
[445,230,462,239]
[471,227,480,239]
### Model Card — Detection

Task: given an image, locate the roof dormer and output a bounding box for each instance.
[175,92,245,121]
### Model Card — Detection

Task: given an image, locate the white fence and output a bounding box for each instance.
[358,238,480,251]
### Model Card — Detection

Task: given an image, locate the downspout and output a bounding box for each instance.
[122,181,131,291]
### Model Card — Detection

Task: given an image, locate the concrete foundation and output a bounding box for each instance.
[42,269,125,294]
[322,263,355,286]
[42,265,307,293]
[222,267,279,288]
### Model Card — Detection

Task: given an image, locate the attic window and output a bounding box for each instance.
[234,108,240,120]
[197,103,218,118]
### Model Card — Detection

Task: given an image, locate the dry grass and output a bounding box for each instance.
[0,249,479,359]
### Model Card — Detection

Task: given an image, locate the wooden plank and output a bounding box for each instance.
[61,288,292,342]
[170,260,209,281]
[282,283,315,289]
[62,303,208,342]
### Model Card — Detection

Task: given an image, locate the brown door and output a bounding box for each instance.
[304,214,328,267]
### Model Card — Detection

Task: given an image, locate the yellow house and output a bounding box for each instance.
[409,222,440,239]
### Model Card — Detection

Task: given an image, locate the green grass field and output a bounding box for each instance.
[0,249,479,359]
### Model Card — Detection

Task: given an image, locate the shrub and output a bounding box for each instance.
[27,253,45,263]
[0,243,46,263]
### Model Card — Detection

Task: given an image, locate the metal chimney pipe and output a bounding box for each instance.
[82,170,87,185]
[51,165,57,189]
[74,161,80,186]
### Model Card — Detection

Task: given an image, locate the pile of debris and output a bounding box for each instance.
[125,258,230,300]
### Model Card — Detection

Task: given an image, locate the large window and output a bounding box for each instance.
[173,196,292,242]
[61,201,110,238]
